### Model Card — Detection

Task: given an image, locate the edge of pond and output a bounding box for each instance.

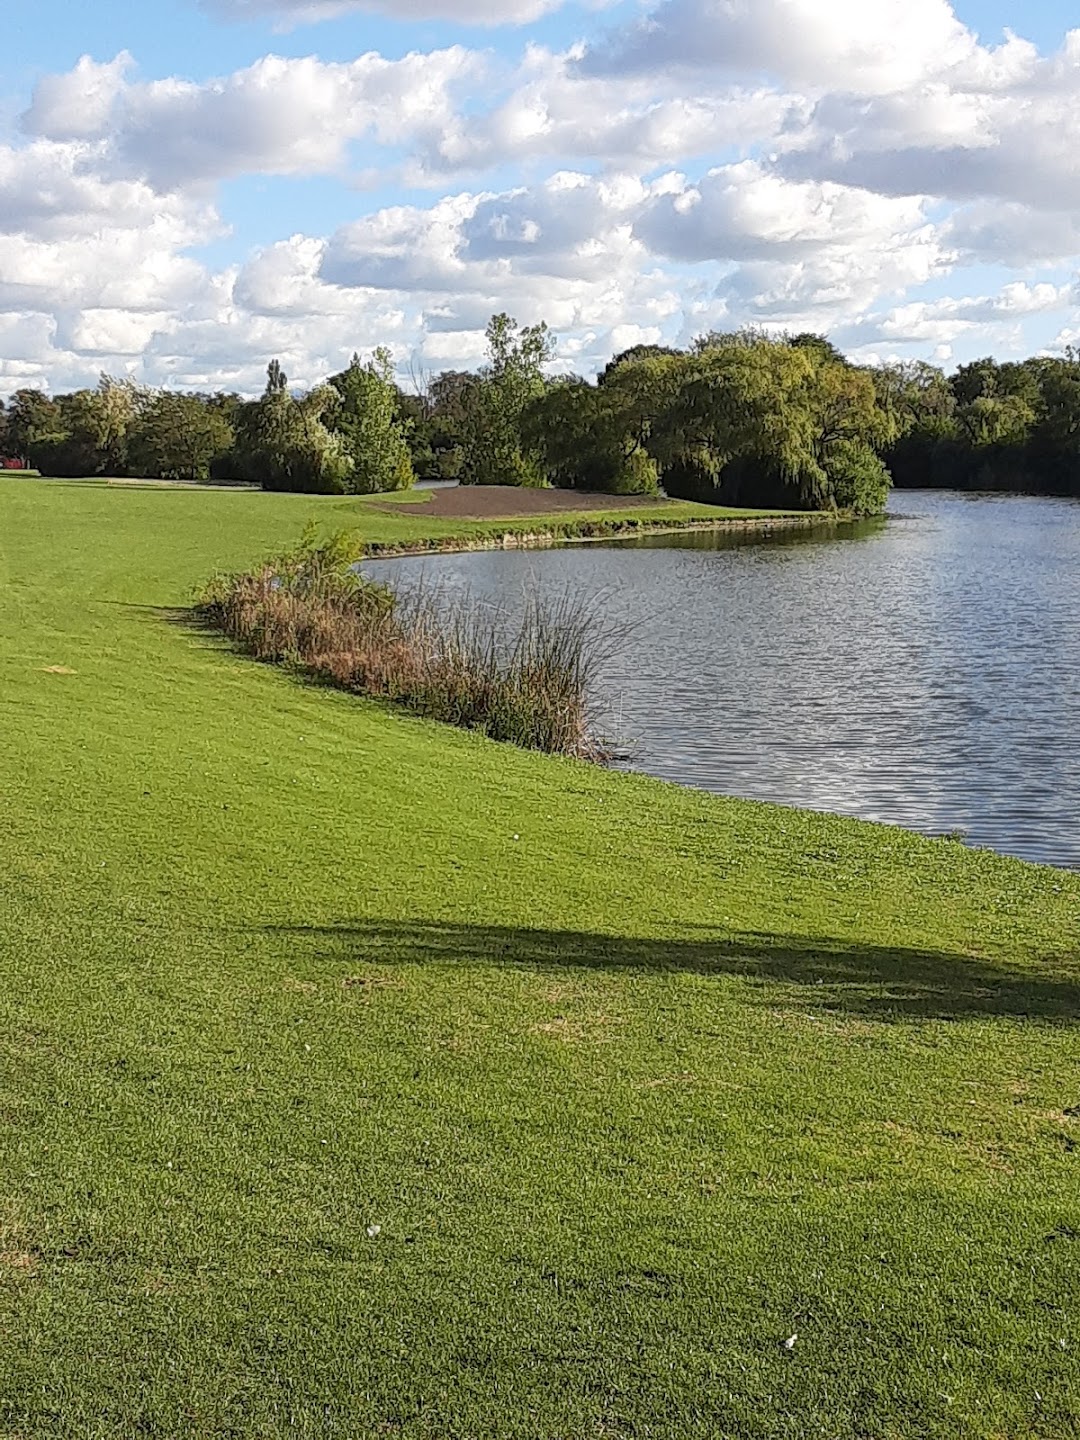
[357,508,842,559]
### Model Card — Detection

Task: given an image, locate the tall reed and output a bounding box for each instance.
[199,531,620,759]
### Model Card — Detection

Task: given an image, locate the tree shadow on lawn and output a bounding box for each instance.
[136,603,1080,1026]
[266,918,1080,1025]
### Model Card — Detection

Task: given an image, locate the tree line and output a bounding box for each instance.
[4,318,1080,513]
[873,352,1080,493]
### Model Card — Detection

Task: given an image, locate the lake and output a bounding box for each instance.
[363,491,1080,870]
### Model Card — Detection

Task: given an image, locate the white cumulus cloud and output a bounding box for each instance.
[22,49,483,190]
[409,47,802,180]
[22,53,134,140]
[6,0,1080,394]
[580,0,977,94]
[200,0,568,27]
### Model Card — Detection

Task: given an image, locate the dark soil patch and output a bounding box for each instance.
[380,487,670,520]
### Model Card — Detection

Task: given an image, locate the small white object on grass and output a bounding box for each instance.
[784,1334,798,1350]
[367,1224,382,1239]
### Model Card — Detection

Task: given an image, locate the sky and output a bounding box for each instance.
[2,0,1080,396]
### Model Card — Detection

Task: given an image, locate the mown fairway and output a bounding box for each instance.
[1,477,1079,1439]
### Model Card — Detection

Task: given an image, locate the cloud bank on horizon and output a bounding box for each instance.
[3,0,1080,396]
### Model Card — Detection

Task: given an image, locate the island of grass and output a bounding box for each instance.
[2,475,1078,1440]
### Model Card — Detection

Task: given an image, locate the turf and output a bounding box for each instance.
[1,476,1079,1440]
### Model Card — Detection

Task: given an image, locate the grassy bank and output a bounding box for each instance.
[1,477,1079,1439]
[357,509,826,557]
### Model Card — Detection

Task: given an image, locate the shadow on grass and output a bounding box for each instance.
[28,477,259,492]
[266,918,1080,1024]
[122,602,243,654]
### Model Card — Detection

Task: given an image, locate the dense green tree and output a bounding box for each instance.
[392,389,437,482]
[328,350,414,494]
[81,376,139,475]
[874,350,1080,495]
[873,361,958,437]
[806,355,895,512]
[957,392,1036,449]
[872,361,962,489]
[522,376,659,494]
[613,334,894,513]
[597,344,681,387]
[655,340,823,503]
[5,389,68,469]
[234,362,351,493]
[1029,352,1080,475]
[129,391,235,482]
[4,378,139,476]
[691,326,772,354]
[9,328,1080,502]
[458,314,555,486]
[419,369,477,480]
[948,358,1039,449]
[788,333,849,365]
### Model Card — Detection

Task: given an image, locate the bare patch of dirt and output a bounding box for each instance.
[343,975,405,993]
[541,981,586,1006]
[140,1267,175,1295]
[375,486,670,520]
[0,1249,37,1272]
[531,1014,620,1044]
[0,1203,42,1284]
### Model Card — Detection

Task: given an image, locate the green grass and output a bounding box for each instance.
[1,476,1079,1439]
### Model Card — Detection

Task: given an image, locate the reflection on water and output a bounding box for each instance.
[363,492,1080,869]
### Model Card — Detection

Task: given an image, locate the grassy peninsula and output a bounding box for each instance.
[2,476,1079,1439]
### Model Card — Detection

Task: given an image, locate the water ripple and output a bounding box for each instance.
[364,491,1080,870]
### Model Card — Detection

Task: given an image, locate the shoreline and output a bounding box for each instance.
[358,507,843,559]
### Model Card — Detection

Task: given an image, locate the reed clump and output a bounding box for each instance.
[199,529,617,759]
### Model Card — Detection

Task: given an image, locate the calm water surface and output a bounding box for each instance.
[364,492,1080,869]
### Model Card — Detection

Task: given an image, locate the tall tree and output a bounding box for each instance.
[619,335,893,513]
[328,350,414,494]
[81,376,140,475]
[458,314,555,486]
[597,344,681,387]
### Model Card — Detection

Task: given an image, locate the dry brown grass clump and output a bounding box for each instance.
[199,529,618,758]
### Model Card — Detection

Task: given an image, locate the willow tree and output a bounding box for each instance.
[521,375,660,494]
[617,334,893,514]
[82,376,140,476]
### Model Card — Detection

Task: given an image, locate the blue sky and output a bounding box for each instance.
[2,0,1079,395]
